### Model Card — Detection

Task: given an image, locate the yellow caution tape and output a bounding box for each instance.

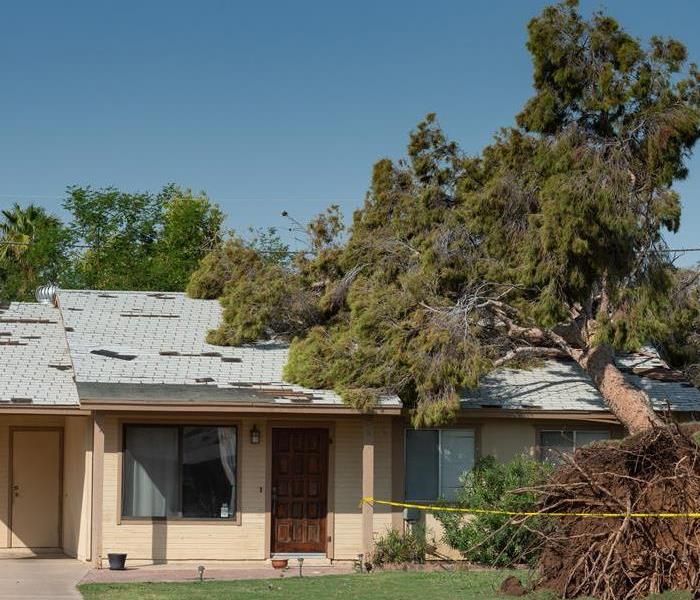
[360,497,700,519]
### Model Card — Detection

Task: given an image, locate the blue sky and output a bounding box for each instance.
[1,1,699,264]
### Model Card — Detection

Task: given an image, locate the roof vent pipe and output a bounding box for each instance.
[35,283,59,306]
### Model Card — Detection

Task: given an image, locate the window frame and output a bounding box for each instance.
[118,420,242,525]
[538,428,611,463]
[403,427,477,502]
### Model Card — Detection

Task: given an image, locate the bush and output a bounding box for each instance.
[435,455,552,567]
[370,526,428,567]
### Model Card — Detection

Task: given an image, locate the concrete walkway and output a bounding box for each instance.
[0,558,88,599]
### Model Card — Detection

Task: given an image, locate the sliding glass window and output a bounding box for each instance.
[122,425,237,520]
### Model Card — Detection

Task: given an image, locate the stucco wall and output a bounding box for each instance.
[99,414,392,564]
[0,414,90,557]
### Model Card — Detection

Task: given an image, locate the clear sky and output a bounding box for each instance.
[1,1,699,264]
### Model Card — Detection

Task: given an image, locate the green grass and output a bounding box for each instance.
[78,570,693,600]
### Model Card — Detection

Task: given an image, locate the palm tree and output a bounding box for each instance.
[0,203,63,298]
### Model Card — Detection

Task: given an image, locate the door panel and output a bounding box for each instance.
[272,428,328,553]
[11,429,62,548]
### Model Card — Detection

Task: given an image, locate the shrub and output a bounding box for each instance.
[435,455,552,567]
[370,526,428,567]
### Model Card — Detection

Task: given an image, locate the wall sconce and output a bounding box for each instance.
[250,424,261,445]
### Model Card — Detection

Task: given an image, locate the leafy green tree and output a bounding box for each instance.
[150,187,225,291]
[65,186,163,289]
[436,455,552,566]
[65,184,223,291]
[0,203,74,300]
[191,1,700,432]
[661,267,700,385]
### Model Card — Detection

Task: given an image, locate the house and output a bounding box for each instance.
[1,289,699,566]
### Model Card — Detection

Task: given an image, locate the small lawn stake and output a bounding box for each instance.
[298,557,304,577]
[197,565,205,582]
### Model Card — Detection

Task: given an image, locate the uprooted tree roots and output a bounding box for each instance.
[533,423,700,599]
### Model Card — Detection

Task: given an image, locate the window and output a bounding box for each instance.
[405,429,475,501]
[122,425,237,520]
[539,430,610,464]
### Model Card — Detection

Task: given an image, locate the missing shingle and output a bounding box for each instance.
[195,377,215,383]
[49,364,72,371]
[0,332,11,336]
[221,357,242,363]
[0,318,56,324]
[66,307,83,312]
[98,293,118,298]
[10,397,32,404]
[91,349,137,361]
[159,350,223,357]
[0,340,28,346]
[20,335,41,340]
[121,313,180,318]
[65,326,75,332]
[147,293,176,300]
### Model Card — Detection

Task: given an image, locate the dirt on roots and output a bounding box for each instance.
[535,422,700,599]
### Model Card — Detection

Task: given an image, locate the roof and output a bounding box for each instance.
[57,290,400,408]
[2,288,698,414]
[0,301,79,406]
[460,350,700,412]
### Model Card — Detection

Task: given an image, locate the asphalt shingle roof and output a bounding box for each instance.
[460,352,700,412]
[57,290,401,407]
[0,301,79,406]
[2,289,698,413]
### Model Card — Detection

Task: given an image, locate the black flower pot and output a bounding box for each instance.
[108,553,127,570]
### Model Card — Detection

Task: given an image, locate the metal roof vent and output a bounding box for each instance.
[35,283,59,306]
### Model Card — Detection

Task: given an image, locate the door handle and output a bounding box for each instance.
[12,484,19,498]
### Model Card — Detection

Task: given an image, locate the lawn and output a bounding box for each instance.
[77,571,693,600]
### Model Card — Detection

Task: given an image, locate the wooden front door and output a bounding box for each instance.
[271,428,328,553]
[10,429,62,548]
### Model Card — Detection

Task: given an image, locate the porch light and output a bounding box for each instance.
[250,424,261,445]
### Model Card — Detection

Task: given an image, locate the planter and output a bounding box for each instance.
[271,559,288,570]
[107,553,127,570]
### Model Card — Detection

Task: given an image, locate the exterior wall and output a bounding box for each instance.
[417,418,621,559]
[100,415,266,563]
[333,417,393,560]
[62,416,92,560]
[98,413,394,564]
[0,413,91,558]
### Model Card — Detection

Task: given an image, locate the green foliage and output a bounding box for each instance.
[0,204,75,301]
[65,184,223,291]
[659,268,700,386]
[150,187,224,291]
[369,526,428,567]
[195,1,700,427]
[435,455,553,567]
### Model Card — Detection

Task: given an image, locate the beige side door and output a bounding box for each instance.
[11,429,62,548]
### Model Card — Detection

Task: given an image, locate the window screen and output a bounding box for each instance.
[439,430,475,500]
[540,430,609,464]
[405,429,475,501]
[405,430,439,501]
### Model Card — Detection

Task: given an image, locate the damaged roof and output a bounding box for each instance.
[2,288,699,413]
[0,301,79,406]
[460,349,700,413]
[57,290,401,407]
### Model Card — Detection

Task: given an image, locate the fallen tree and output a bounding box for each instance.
[535,423,700,599]
[191,5,700,594]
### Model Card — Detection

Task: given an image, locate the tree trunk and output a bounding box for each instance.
[576,343,663,434]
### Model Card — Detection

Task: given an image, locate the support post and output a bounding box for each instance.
[91,412,105,568]
[362,416,375,555]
